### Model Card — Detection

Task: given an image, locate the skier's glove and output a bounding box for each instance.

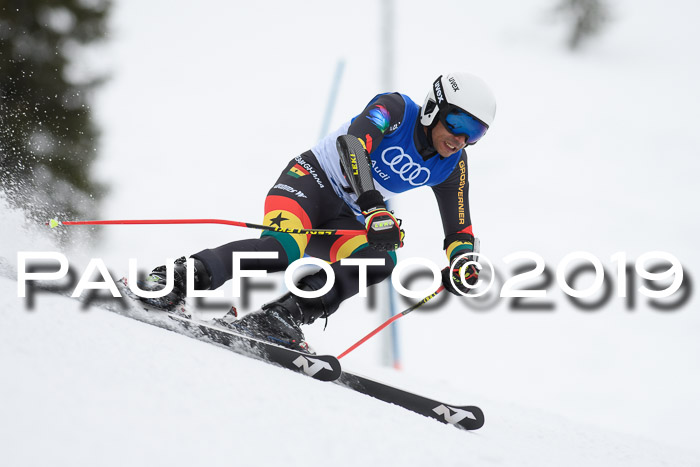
[140,256,211,310]
[442,254,480,296]
[357,190,404,251]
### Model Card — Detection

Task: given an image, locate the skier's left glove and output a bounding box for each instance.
[441,234,480,295]
[442,255,480,296]
[357,190,404,251]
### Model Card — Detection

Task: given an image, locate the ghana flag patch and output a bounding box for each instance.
[287,163,310,178]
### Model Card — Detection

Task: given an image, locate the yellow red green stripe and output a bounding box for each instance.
[260,195,312,264]
[446,240,473,261]
[330,234,368,263]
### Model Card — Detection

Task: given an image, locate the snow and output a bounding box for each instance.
[3,0,700,465]
[1,275,697,467]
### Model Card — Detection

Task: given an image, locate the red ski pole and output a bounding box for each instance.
[47,218,365,237]
[337,286,445,359]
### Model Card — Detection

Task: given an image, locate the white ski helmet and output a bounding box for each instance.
[420,72,496,145]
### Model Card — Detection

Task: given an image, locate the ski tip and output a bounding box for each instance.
[456,405,485,431]
[47,218,61,229]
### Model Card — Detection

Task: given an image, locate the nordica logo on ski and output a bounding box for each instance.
[433,404,477,425]
[292,355,334,377]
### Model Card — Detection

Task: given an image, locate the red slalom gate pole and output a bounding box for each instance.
[47,218,365,237]
[337,286,445,360]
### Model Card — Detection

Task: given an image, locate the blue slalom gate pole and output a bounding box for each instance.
[319,59,346,140]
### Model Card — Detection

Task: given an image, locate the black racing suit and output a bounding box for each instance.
[192,93,475,320]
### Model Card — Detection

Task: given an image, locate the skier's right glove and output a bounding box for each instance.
[357,190,404,251]
[140,256,211,310]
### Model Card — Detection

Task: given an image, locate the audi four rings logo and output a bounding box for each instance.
[381,146,431,186]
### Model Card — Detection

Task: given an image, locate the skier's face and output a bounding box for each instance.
[431,120,467,157]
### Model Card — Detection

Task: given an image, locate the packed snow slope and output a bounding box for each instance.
[89,0,699,455]
[1,275,698,467]
[3,0,700,465]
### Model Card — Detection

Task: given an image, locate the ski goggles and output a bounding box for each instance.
[439,105,489,145]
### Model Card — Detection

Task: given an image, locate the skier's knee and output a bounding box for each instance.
[259,232,307,264]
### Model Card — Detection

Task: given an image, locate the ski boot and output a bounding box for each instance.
[215,284,329,353]
[138,256,211,313]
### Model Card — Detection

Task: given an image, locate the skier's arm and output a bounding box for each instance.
[336,93,406,250]
[431,152,479,294]
[431,151,475,255]
[433,151,479,295]
[336,93,405,199]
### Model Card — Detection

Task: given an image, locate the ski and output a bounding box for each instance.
[165,313,341,381]
[4,258,483,426]
[336,372,485,430]
[111,279,341,382]
[0,256,343,383]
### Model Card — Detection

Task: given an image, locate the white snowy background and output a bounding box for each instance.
[2,0,699,465]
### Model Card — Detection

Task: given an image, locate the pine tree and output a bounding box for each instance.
[0,0,110,229]
[554,0,610,50]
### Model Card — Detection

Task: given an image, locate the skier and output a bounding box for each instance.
[142,72,496,351]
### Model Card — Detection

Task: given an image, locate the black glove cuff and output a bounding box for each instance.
[357,190,386,213]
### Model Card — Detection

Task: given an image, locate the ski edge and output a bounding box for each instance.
[112,277,342,382]
[167,313,342,382]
